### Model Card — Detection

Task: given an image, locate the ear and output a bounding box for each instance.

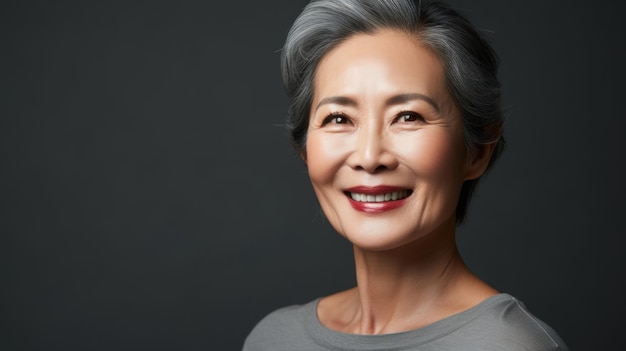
[300,149,307,164]
[464,142,496,180]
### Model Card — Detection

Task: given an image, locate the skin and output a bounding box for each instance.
[304,29,498,335]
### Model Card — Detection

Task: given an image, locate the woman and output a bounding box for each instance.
[244,0,568,350]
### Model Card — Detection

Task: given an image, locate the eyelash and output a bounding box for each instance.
[321,111,424,126]
[322,112,351,125]
[395,111,425,123]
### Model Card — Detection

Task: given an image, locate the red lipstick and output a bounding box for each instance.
[346,185,405,194]
[345,186,411,213]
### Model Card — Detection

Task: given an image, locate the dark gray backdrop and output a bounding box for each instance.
[2,0,624,350]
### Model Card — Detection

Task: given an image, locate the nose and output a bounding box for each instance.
[346,126,399,173]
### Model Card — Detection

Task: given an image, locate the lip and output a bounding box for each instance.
[344,185,412,213]
[345,185,407,194]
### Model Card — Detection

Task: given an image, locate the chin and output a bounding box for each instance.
[338,226,425,252]
[334,213,457,253]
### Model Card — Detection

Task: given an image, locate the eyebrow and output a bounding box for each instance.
[314,93,440,112]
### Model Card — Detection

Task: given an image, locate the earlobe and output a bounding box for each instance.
[300,150,307,164]
[464,142,496,180]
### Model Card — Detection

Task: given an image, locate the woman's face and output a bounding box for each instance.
[305,29,486,251]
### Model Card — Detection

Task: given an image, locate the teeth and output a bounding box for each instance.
[349,190,410,203]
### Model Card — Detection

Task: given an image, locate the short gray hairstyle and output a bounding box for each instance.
[281,0,505,223]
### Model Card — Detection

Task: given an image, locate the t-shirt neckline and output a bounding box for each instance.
[303,293,514,351]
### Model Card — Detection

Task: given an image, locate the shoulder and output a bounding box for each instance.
[455,293,569,351]
[248,303,306,333]
[242,299,317,351]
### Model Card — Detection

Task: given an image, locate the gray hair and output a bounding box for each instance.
[281,0,505,223]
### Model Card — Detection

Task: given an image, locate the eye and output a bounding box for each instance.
[395,111,424,123]
[322,112,351,125]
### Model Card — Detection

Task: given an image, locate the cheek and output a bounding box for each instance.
[305,133,347,186]
[396,130,467,183]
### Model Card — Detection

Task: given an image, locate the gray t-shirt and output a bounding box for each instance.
[242,293,568,350]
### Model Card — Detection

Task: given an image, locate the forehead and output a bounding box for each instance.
[312,29,448,102]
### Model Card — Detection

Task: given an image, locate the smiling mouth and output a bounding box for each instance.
[346,190,412,203]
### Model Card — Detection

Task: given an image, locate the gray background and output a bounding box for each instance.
[2,0,624,350]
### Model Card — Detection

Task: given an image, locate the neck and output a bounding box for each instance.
[348,217,479,334]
